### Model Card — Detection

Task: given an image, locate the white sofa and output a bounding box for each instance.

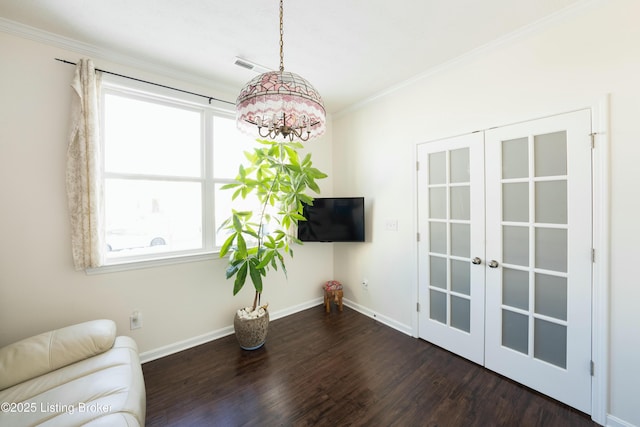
[0,320,145,426]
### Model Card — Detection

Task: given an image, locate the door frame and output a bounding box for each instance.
[412,95,610,425]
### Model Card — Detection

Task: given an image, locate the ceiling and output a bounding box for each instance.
[0,0,584,113]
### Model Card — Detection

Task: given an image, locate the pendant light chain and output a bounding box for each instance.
[279,0,284,72]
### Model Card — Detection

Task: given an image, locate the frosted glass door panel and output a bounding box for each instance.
[451,223,470,257]
[451,296,471,333]
[535,131,567,177]
[429,152,446,184]
[503,268,529,310]
[502,310,528,354]
[535,181,567,224]
[430,256,447,289]
[451,186,470,220]
[534,319,567,369]
[535,228,568,272]
[451,260,471,295]
[502,137,529,179]
[450,148,470,183]
[430,187,446,219]
[503,226,529,266]
[429,222,447,254]
[503,183,528,222]
[535,274,567,320]
[430,290,447,323]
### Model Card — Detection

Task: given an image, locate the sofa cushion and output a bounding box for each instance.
[0,336,145,426]
[0,319,116,391]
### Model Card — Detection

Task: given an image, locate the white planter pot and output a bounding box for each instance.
[233,308,269,350]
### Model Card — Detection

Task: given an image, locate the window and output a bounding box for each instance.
[101,81,256,267]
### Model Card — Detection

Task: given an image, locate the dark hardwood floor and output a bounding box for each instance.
[142,306,598,427]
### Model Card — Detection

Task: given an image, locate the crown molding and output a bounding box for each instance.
[334,0,603,118]
[0,16,91,53]
[0,16,237,99]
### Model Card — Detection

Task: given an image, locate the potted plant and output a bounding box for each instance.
[218,139,327,350]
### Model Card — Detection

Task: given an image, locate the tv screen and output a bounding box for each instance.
[298,197,365,242]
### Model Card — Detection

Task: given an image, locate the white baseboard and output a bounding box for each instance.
[343,298,413,336]
[139,326,234,364]
[606,414,637,427]
[269,297,324,321]
[139,297,324,364]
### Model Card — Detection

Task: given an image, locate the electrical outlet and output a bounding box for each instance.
[130,310,142,330]
[385,219,398,231]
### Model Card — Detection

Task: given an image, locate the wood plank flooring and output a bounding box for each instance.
[142,306,598,426]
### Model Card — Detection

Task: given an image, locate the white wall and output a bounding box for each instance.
[0,31,334,359]
[332,1,639,425]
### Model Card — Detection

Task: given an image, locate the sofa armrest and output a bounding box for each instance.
[0,319,116,390]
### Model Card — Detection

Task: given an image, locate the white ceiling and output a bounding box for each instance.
[0,0,584,113]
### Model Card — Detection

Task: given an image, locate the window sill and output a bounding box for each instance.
[85,251,222,275]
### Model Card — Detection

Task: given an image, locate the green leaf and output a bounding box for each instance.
[281,215,290,230]
[237,233,247,254]
[284,145,298,163]
[289,141,304,150]
[290,212,306,221]
[217,217,231,232]
[244,228,259,239]
[220,182,240,190]
[298,194,314,206]
[219,233,236,258]
[241,186,251,198]
[236,210,253,219]
[230,187,242,201]
[263,235,276,249]
[276,252,288,277]
[257,250,275,269]
[232,214,243,232]
[309,168,328,179]
[249,261,263,293]
[243,150,256,163]
[233,262,248,295]
[306,180,320,194]
[225,261,240,279]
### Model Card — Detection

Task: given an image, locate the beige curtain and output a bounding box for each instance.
[66,58,103,270]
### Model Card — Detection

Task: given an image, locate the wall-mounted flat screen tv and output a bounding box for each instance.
[298,197,365,242]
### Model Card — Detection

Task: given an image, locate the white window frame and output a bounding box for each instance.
[88,76,239,274]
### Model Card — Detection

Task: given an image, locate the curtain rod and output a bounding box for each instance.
[55,58,234,106]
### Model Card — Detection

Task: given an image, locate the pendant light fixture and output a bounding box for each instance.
[236,0,326,142]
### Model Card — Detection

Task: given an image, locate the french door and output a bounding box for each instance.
[417,110,593,413]
[417,133,485,365]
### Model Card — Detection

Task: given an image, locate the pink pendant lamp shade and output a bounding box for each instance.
[236,71,325,140]
[235,0,325,142]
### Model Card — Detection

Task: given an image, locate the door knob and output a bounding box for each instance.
[471,257,482,265]
[488,260,499,268]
